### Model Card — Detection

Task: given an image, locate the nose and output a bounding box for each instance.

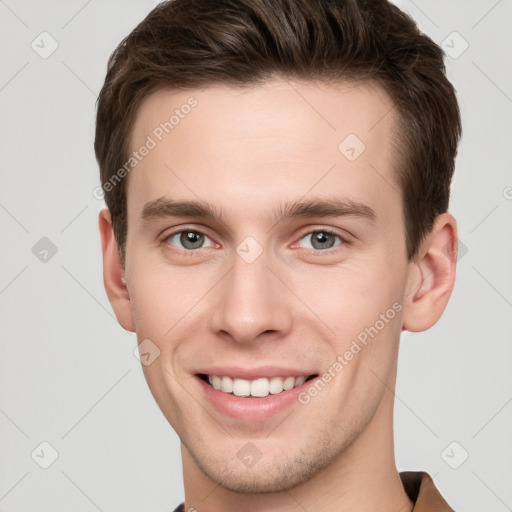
[209,247,294,345]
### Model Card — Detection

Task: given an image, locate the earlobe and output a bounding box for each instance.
[98,208,135,332]
[402,213,458,333]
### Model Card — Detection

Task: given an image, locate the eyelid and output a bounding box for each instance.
[292,226,351,247]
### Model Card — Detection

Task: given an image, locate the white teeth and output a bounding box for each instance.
[205,375,310,397]
[294,376,307,386]
[269,377,284,394]
[212,375,221,390]
[283,376,295,391]
[221,376,233,393]
[251,378,270,398]
[232,378,250,397]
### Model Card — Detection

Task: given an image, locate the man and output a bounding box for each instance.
[95,0,461,510]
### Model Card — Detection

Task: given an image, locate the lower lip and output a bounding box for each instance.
[195,375,315,421]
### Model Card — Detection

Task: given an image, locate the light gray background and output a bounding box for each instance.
[0,0,511,510]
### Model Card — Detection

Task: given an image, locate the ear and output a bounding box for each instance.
[402,212,458,332]
[98,208,135,332]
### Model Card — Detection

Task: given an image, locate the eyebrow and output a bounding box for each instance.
[139,196,377,226]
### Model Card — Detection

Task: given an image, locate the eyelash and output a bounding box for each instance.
[160,227,349,255]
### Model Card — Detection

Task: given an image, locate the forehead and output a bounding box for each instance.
[126,78,400,225]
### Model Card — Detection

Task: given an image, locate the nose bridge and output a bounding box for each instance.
[210,246,292,343]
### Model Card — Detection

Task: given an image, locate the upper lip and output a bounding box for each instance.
[195,366,317,380]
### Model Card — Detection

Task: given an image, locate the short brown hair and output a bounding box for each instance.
[95,0,461,263]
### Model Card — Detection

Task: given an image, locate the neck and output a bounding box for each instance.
[180,368,413,512]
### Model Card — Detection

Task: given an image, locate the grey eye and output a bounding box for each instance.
[300,231,342,250]
[166,230,214,250]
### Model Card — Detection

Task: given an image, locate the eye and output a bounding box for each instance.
[297,230,344,251]
[163,229,215,251]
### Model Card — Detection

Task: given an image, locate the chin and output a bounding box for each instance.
[203,463,314,494]
[189,440,336,494]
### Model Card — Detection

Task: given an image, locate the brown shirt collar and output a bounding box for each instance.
[173,471,454,512]
[400,471,455,511]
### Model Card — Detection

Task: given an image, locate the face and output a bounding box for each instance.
[120,79,413,492]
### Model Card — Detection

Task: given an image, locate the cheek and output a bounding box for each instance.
[129,280,168,331]
[300,264,404,417]
[127,247,199,332]
[291,260,406,399]
[291,259,405,338]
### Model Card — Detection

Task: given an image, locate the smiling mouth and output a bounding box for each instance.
[198,373,318,398]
